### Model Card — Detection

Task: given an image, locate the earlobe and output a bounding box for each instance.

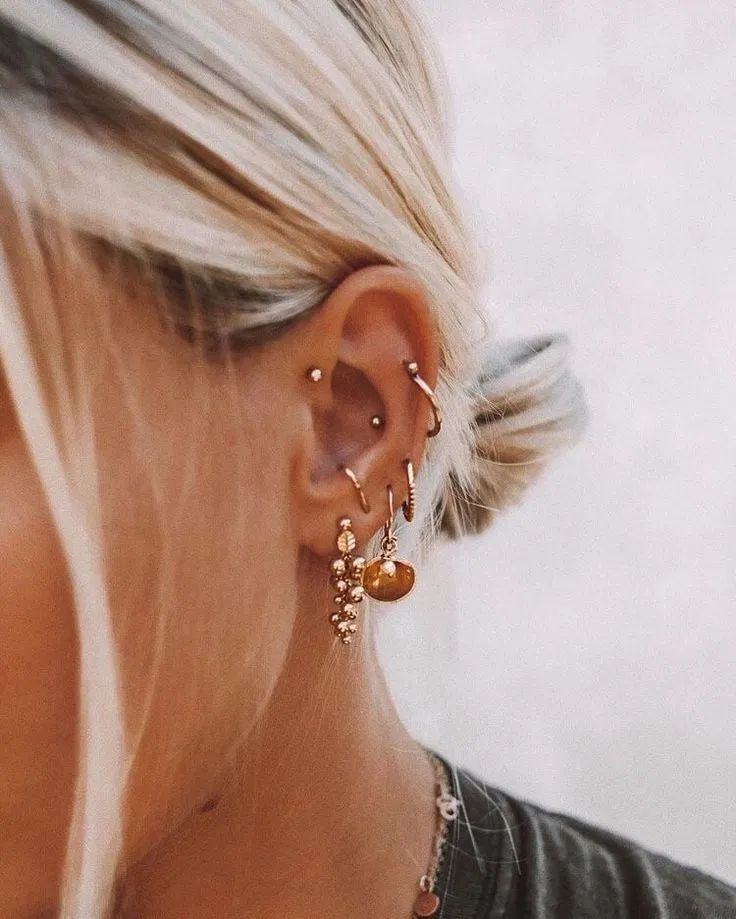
[283,264,441,557]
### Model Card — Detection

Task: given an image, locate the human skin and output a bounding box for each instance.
[0,251,442,918]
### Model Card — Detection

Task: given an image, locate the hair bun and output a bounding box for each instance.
[439,333,589,539]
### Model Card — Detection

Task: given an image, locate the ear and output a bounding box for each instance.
[278,265,440,557]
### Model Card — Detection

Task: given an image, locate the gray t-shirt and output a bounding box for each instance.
[432,753,736,918]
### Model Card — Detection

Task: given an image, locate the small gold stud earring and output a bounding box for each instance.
[307,367,323,382]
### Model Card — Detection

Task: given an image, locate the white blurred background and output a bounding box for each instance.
[379,0,736,883]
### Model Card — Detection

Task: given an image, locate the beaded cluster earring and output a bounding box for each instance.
[328,518,367,644]
[308,360,441,645]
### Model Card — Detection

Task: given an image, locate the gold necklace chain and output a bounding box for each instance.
[412,751,461,918]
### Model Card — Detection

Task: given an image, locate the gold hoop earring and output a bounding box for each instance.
[403,361,442,438]
[402,459,416,522]
[339,465,371,514]
[328,518,366,644]
[363,485,415,602]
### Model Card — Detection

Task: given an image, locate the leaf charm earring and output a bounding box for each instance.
[328,518,367,644]
[363,485,415,602]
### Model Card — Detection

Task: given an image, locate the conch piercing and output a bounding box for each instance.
[401,459,416,522]
[328,518,366,644]
[403,361,442,437]
[339,465,371,514]
[363,485,416,602]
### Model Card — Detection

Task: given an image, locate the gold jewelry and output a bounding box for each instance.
[328,517,366,644]
[306,366,323,382]
[370,415,384,430]
[404,361,442,438]
[402,459,416,522]
[412,751,460,918]
[363,485,415,602]
[339,465,371,514]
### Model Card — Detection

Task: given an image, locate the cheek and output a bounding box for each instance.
[0,441,78,910]
[96,381,298,860]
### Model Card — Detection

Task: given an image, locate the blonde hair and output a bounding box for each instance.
[0,2,587,915]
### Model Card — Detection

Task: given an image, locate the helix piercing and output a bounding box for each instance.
[339,465,371,515]
[403,361,442,437]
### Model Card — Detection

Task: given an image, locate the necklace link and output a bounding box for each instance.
[412,751,461,917]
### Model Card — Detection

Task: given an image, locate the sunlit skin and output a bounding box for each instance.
[0,254,443,918]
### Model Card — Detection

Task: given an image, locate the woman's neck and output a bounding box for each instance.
[118,573,438,919]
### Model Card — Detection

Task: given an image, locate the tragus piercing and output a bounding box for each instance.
[403,360,442,437]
